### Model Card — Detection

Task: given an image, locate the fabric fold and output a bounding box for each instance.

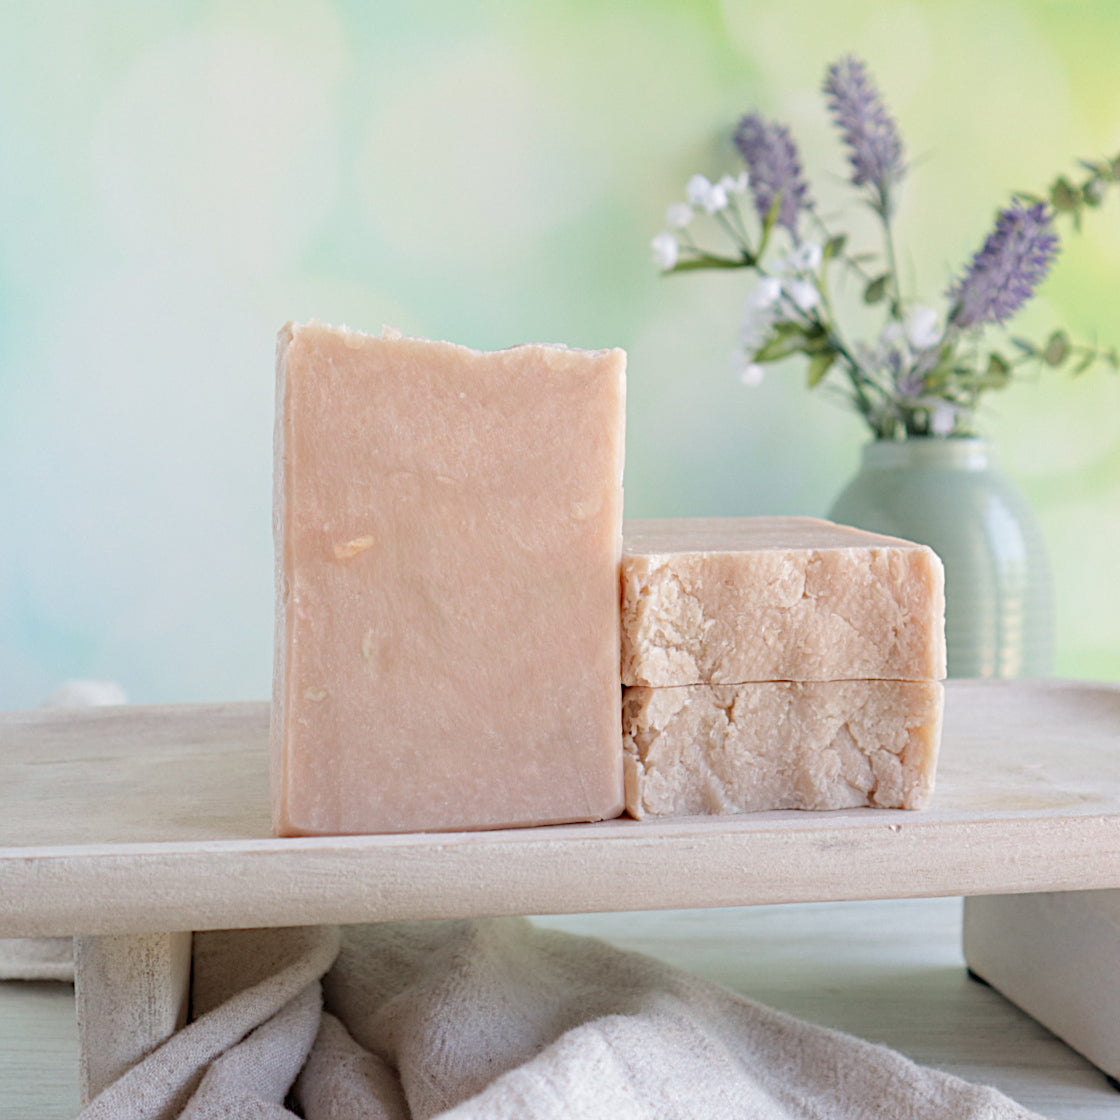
[71,918,1046,1120]
[79,926,340,1120]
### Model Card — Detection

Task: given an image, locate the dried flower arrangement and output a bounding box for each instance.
[652,56,1118,439]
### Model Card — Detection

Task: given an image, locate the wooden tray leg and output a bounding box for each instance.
[73,931,193,1104]
[963,891,1120,1086]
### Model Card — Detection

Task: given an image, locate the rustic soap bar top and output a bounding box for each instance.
[621,517,946,687]
[624,679,943,817]
[273,322,627,836]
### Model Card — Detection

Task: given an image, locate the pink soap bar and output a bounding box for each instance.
[272,322,627,836]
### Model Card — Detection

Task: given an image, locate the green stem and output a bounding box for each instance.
[809,211,875,284]
[724,197,753,249]
[797,261,893,413]
[791,298,886,420]
[677,227,700,253]
[714,208,752,257]
[669,250,753,271]
[881,208,903,319]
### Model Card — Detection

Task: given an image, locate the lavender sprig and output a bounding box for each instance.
[652,58,1115,440]
[948,202,1059,329]
[733,112,812,235]
[822,55,905,217]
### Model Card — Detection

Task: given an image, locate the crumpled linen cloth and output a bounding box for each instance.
[71,917,1047,1120]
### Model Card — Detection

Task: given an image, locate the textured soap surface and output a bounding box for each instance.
[623,679,943,817]
[273,322,626,836]
[621,517,946,687]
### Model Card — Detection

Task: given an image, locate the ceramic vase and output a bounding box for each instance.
[827,437,1053,678]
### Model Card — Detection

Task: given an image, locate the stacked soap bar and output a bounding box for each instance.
[621,518,946,818]
[272,322,626,836]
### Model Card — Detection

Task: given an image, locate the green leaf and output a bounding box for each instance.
[1014,191,1044,205]
[1043,330,1071,366]
[753,320,831,363]
[807,350,837,387]
[668,253,752,272]
[1050,177,1081,212]
[754,323,812,363]
[965,353,1012,389]
[863,274,890,304]
[1072,350,1097,376]
[770,321,808,341]
[922,364,953,392]
[823,234,847,262]
[987,352,1012,383]
[1010,337,1037,355]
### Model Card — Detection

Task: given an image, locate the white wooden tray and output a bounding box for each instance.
[3,679,1119,938]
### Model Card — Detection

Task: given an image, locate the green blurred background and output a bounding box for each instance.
[1,0,1118,706]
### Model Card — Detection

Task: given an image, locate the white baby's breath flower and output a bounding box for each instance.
[785,278,820,312]
[686,173,729,213]
[732,351,765,386]
[665,202,693,229]
[739,362,765,387]
[686,174,713,206]
[930,403,957,436]
[706,183,729,212]
[739,278,782,348]
[750,276,783,308]
[719,171,750,195]
[650,232,679,271]
[879,321,905,347]
[789,241,823,272]
[739,308,770,350]
[905,305,942,350]
[686,174,715,210]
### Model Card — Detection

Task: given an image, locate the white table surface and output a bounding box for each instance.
[3,897,1116,1119]
[7,681,1120,939]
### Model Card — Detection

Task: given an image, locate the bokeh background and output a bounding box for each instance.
[2,0,1119,707]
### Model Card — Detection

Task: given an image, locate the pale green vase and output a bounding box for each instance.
[827,438,1054,678]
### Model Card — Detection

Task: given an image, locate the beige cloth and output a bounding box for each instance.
[71,918,1046,1120]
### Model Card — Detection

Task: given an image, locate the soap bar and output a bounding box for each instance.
[273,322,626,836]
[623,679,943,817]
[621,518,945,686]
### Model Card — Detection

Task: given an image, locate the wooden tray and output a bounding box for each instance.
[3,679,1119,938]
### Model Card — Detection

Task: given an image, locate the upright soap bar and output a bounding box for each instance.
[273,322,626,836]
[621,517,946,687]
[623,679,943,817]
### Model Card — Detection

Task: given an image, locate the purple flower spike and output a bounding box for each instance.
[823,55,905,215]
[733,112,812,234]
[948,202,1060,329]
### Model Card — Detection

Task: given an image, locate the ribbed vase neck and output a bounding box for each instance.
[860,437,991,472]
